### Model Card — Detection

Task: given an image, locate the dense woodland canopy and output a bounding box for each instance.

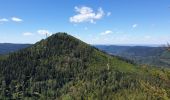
[0,33,170,99]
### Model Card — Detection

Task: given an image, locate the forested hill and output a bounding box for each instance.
[0,43,31,55]
[0,33,170,99]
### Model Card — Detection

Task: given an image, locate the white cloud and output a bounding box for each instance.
[0,18,9,22]
[11,17,23,22]
[37,29,52,36]
[132,24,138,28]
[70,6,105,23]
[107,12,111,16]
[0,17,23,24]
[23,32,34,36]
[100,30,113,35]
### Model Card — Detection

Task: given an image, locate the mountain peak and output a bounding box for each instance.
[0,32,169,99]
[48,32,74,39]
[43,32,83,46]
[49,32,69,38]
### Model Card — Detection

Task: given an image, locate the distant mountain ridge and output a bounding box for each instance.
[0,43,31,55]
[95,45,170,67]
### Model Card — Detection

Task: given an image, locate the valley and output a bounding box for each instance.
[95,45,170,68]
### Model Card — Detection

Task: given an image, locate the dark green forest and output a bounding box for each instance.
[0,33,170,100]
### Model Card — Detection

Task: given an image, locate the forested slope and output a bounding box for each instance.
[0,33,169,99]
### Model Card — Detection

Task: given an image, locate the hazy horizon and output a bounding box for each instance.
[0,41,164,47]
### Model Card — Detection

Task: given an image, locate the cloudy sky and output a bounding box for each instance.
[0,0,170,45]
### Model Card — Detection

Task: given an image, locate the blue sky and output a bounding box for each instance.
[0,0,170,45]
